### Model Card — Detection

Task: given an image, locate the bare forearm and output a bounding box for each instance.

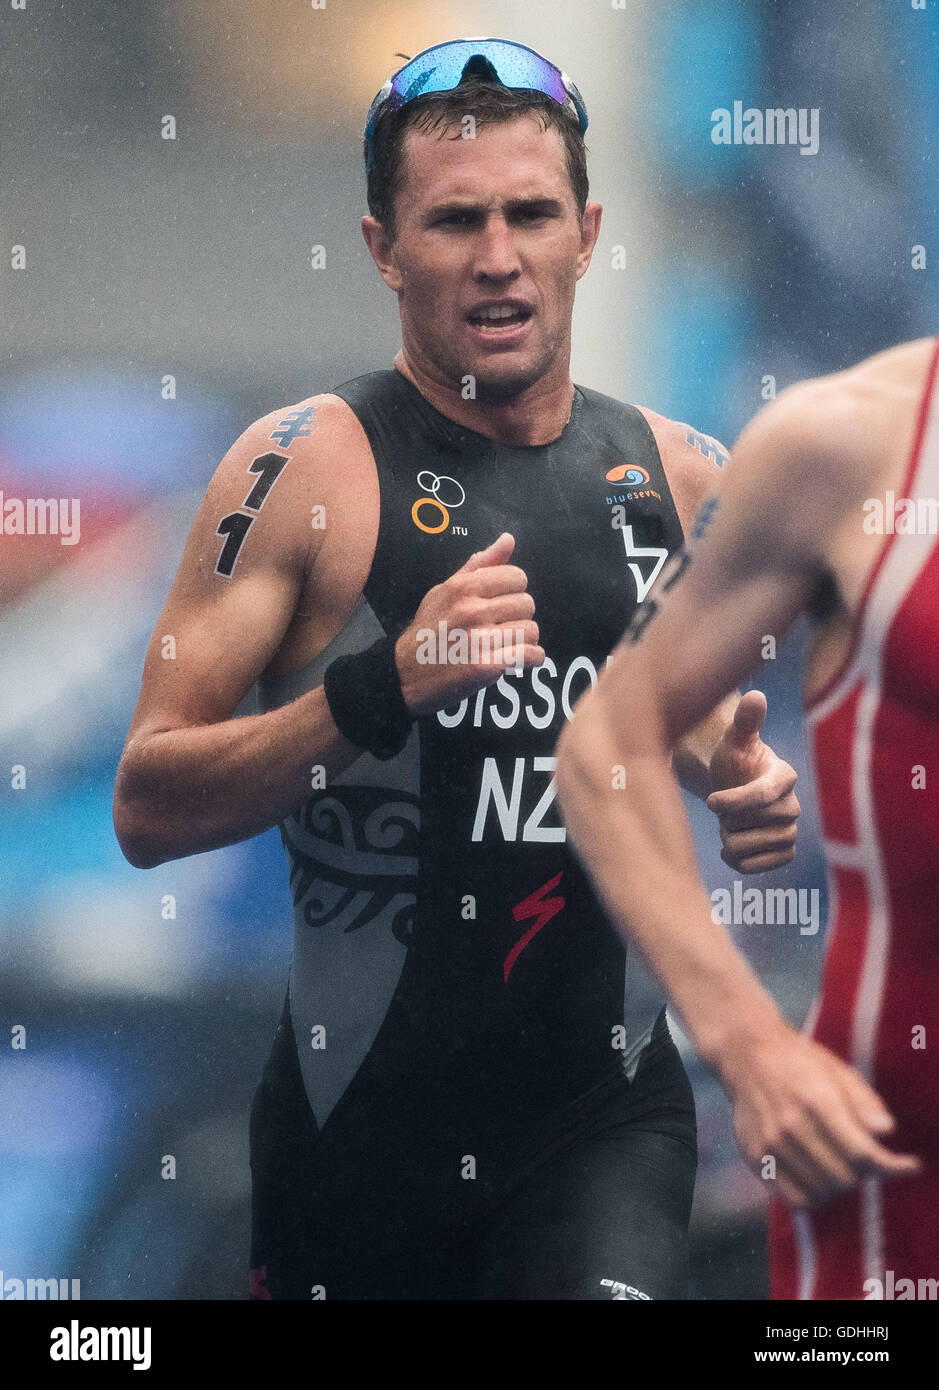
[114,686,362,867]
[557,705,786,1073]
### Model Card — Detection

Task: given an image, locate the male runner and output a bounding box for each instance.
[114,39,800,1301]
[556,337,936,1300]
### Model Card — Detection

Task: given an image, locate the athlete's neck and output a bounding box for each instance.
[392,349,575,448]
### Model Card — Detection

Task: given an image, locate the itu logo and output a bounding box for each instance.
[605,464,650,486]
[411,471,466,534]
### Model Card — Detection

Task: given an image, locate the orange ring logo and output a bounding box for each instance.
[411,497,450,534]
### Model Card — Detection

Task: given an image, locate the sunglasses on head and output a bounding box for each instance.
[364,38,588,175]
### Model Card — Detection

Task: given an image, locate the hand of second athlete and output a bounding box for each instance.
[716,1020,921,1209]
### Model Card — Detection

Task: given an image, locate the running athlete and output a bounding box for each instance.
[114,39,800,1301]
[556,337,936,1300]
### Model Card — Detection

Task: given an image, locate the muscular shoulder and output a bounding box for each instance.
[200,392,376,577]
[635,404,730,536]
[684,343,935,586]
[728,343,933,527]
[227,392,371,479]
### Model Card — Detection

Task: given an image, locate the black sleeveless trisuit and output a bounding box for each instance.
[249,369,697,1300]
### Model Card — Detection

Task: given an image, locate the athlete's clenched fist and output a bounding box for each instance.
[395,532,545,717]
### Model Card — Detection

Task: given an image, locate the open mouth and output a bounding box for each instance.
[466,304,533,333]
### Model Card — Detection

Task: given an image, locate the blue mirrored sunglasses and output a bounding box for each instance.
[364,38,588,174]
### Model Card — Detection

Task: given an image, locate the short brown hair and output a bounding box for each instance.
[366,78,589,242]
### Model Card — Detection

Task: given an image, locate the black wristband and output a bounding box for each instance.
[322,635,413,761]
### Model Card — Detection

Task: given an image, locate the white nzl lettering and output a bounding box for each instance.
[472,756,563,843]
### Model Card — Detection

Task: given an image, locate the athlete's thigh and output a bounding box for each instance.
[472,1119,696,1301]
[249,997,475,1300]
[252,1112,478,1299]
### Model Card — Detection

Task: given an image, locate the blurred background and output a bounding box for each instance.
[1,0,936,1300]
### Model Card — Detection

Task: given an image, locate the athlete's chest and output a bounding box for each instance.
[367,434,684,663]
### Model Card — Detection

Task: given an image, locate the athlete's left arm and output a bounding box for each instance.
[638,409,800,873]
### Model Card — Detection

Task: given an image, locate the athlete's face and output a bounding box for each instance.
[366,117,601,401]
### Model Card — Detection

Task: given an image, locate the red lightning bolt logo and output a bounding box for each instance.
[503,871,566,983]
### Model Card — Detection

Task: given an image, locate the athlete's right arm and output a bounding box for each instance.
[113,406,367,868]
[114,408,545,869]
